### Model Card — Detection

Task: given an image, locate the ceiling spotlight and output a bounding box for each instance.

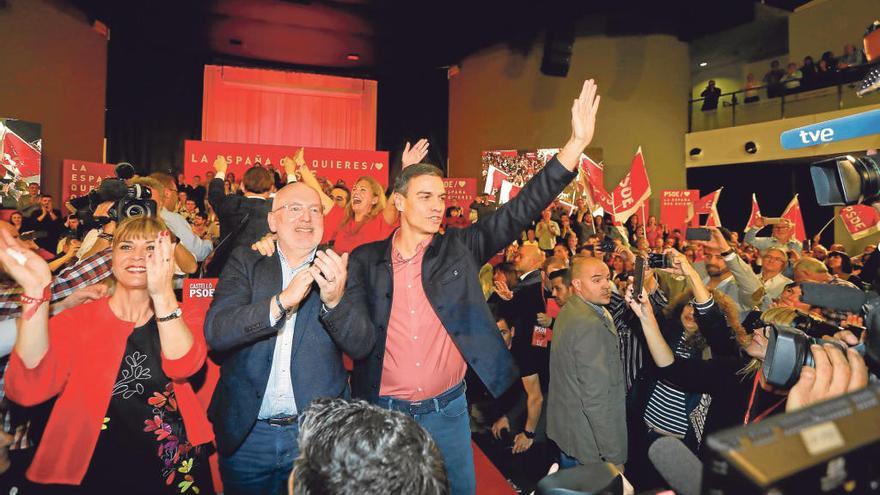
[699,62,708,67]
[689,147,703,159]
[346,53,360,61]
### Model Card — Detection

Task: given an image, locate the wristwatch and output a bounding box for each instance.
[719,248,736,258]
[156,307,182,323]
[522,430,535,440]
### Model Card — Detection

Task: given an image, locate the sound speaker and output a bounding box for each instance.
[541,24,574,78]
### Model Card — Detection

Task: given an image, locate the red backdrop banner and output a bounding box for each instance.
[442,178,477,217]
[184,140,389,188]
[660,189,700,234]
[61,159,116,206]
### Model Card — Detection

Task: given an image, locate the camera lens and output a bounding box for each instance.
[124,204,146,218]
[810,155,880,206]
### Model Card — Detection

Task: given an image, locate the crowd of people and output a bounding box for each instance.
[0,78,871,495]
[699,39,872,110]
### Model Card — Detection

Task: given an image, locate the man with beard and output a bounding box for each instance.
[548,256,626,470]
[695,227,768,320]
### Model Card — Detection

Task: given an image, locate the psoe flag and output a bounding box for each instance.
[780,108,880,150]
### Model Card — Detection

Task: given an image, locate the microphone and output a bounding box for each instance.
[647,437,702,495]
[799,282,868,313]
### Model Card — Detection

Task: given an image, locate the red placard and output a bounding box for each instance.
[660,189,700,234]
[840,205,880,240]
[442,177,477,218]
[184,140,389,188]
[61,160,117,206]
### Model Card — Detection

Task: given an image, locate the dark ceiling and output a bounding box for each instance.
[66,0,813,75]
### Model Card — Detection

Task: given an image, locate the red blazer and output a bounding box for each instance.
[5,297,213,485]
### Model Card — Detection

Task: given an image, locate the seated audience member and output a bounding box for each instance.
[289,398,448,495]
[743,73,760,103]
[800,56,817,89]
[820,51,838,72]
[8,212,22,235]
[815,58,834,86]
[781,62,803,93]
[205,159,274,276]
[744,217,802,254]
[758,247,793,300]
[837,43,865,69]
[3,217,215,493]
[16,183,40,218]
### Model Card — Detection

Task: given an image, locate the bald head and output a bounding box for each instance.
[570,255,611,305]
[793,257,831,283]
[273,182,320,209]
[515,244,545,274]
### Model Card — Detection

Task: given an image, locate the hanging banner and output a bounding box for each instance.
[442,177,477,218]
[660,189,700,234]
[61,160,116,206]
[184,140,389,188]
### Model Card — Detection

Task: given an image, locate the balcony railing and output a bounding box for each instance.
[688,62,880,132]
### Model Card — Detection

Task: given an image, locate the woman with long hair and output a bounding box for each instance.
[3,216,213,494]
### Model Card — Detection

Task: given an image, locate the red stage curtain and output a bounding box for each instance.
[202,65,377,150]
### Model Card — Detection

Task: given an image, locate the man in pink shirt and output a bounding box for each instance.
[324,79,601,494]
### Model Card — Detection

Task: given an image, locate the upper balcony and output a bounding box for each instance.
[688,62,880,132]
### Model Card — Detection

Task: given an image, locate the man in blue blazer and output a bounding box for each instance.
[205,181,375,495]
[323,79,602,494]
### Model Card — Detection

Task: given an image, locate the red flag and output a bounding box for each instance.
[578,154,613,212]
[781,195,807,242]
[611,147,651,224]
[1,125,41,180]
[688,187,723,227]
[483,164,509,195]
[839,205,880,240]
[498,179,522,203]
[745,193,762,231]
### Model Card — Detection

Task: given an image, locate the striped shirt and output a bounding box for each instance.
[643,333,693,436]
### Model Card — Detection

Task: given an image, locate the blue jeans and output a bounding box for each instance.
[219,420,300,495]
[379,385,475,495]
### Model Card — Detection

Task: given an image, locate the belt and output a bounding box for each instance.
[380,381,465,415]
[260,415,298,426]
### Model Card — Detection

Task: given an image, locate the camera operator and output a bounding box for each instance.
[792,257,860,326]
[144,173,213,264]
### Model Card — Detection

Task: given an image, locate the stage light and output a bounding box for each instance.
[699,62,708,67]
[744,141,758,154]
[689,147,703,160]
[346,53,360,61]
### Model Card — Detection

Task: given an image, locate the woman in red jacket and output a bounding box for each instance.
[2,216,213,494]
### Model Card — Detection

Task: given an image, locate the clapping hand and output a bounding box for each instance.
[145,231,176,299]
[494,279,513,301]
[0,228,51,296]
[309,249,348,309]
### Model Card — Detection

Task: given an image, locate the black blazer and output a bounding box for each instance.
[323,157,577,403]
[204,246,376,455]
[205,178,272,277]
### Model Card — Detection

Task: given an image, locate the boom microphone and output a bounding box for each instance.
[647,437,702,495]
[799,282,868,313]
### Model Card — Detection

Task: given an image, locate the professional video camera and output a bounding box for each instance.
[69,162,156,227]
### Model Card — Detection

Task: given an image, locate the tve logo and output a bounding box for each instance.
[780,109,880,150]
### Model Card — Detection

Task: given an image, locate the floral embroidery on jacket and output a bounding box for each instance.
[143,383,201,493]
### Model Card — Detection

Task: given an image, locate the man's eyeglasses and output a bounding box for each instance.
[272,203,322,221]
